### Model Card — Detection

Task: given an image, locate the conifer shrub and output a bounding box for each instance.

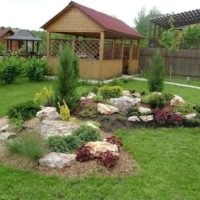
[54,46,79,110]
[146,50,166,92]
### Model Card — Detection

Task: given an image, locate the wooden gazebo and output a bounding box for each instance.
[42,1,143,79]
[5,30,41,56]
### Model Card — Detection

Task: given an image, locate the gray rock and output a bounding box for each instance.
[0,132,16,141]
[140,115,154,122]
[39,152,75,168]
[36,107,60,121]
[138,107,152,114]
[128,116,140,122]
[97,103,119,115]
[40,120,79,138]
[0,117,9,132]
[132,92,141,98]
[110,96,140,111]
[80,97,86,101]
[170,95,185,106]
[184,113,196,120]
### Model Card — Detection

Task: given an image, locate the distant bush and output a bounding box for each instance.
[6,132,46,160]
[95,95,103,102]
[73,125,101,143]
[26,58,48,81]
[8,101,40,121]
[98,85,122,99]
[163,93,174,101]
[194,105,200,113]
[146,50,165,92]
[0,56,23,84]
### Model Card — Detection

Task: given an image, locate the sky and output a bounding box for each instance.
[0,0,200,30]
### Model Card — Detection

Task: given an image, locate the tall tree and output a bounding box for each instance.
[134,7,161,47]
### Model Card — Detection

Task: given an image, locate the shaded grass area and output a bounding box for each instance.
[0,128,200,199]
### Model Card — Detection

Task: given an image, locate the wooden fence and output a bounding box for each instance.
[139,48,200,77]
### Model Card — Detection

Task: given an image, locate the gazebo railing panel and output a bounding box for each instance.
[103,40,113,60]
[113,41,121,59]
[51,38,100,59]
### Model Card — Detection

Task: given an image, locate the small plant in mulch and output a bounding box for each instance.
[98,151,120,168]
[76,146,94,162]
[105,136,123,150]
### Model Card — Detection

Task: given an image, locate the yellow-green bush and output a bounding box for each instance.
[58,100,70,121]
[98,85,122,99]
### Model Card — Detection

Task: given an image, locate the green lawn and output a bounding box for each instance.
[0,128,200,199]
[0,79,200,199]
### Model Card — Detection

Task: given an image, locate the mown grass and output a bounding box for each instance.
[0,128,200,199]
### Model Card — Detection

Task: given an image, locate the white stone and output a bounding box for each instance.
[39,152,75,168]
[140,115,154,122]
[40,120,79,138]
[110,96,140,111]
[171,95,186,106]
[85,141,119,157]
[138,107,152,114]
[128,116,140,122]
[132,92,141,98]
[0,132,16,141]
[0,124,10,133]
[184,113,197,120]
[36,107,60,121]
[97,103,119,115]
[122,90,131,96]
[80,97,86,101]
[87,92,96,99]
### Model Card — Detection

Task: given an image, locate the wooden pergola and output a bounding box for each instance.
[149,9,200,47]
[42,1,143,79]
[5,30,41,57]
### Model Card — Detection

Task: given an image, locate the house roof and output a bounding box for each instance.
[5,30,41,41]
[0,27,14,38]
[42,1,143,39]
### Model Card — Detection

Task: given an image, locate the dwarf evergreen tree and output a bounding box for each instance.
[146,50,165,92]
[54,46,79,109]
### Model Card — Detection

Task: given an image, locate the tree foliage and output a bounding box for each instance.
[54,46,79,109]
[146,50,165,92]
[134,7,161,47]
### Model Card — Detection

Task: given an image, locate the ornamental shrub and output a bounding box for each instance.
[98,85,122,99]
[26,57,48,81]
[34,86,54,106]
[105,136,123,148]
[48,136,69,153]
[142,93,166,108]
[8,101,40,121]
[0,56,23,84]
[64,135,83,152]
[173,103,194,115]
[73,125,101,143]
[76,146,94,162]
[194,105,200,113]
[98,151,119,168]
[6,132,46,160]
[58,100,70,121]
[146,50,166,92]
[54,46,79,110]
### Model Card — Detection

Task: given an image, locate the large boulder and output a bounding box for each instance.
[39,152,75,168]
[138,107,152,115]
[40,120,79,138]
[171,95,186,106]
[85,141,119,157]
[184,113,196,120]
[128,116,140,122]
[36,107,60,121]
[140,115,154,122]
[110,96,140,111]
[97,103,119,115]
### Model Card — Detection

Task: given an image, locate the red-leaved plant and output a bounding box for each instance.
[168,113,183,126]
[105,136,123,149]
[76,146,94,162]
[154,108,170,124]
[98,151,119,168]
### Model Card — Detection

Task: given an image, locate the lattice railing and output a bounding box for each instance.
[113,41,121,59]
[51,38,100,59]
[104,40,113,60]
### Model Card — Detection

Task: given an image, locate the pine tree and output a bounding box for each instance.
[146,50,165,92]
[54,46,79,109]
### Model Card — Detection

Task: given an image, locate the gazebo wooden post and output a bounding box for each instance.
[10,40,12,51]
[111,40,115,59]
[6,40,9,52]
[32,41,35,53]
[25,41,28,55]
[47,32,51,60]
[36,41,39,55]
[120,39,124,60]
[128,40,133,73]
[99,31,105,60]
